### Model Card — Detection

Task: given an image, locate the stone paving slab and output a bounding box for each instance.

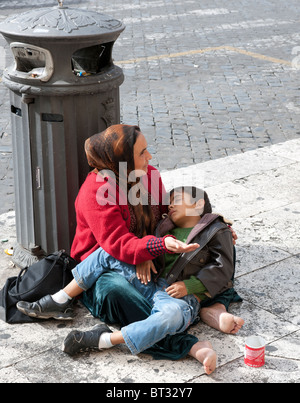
[234,202,300,256]
[236,256,300,326]
[0,138,299,383]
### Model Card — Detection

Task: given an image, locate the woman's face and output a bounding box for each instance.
[133,133,152,175]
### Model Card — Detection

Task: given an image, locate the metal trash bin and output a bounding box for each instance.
[0,1,125,268]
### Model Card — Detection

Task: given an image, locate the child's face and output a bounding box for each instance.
[168,190,204,227]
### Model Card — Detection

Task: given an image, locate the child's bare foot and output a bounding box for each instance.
[219,312,244,334]
[200,303,244,334]
[202,348,217,375]
[189,341,217,375]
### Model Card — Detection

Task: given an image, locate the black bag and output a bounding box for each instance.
[0,250,77,324]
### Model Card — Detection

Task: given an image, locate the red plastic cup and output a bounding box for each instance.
[244,336,266,368]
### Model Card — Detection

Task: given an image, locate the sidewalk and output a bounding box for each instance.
[0,0,300,384]
[0,138,299,383]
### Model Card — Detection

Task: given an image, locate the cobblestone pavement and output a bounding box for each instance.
[1,0,300,179]
[101,0,300,168]
[0,1,300,206]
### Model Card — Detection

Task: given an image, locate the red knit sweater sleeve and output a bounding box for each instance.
[71,167,171,264]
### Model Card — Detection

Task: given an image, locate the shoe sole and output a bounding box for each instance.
[17,305,74,321]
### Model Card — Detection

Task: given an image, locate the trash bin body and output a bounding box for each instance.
[0,5,125,267]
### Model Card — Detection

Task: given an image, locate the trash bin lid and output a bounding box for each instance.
[0,3,125,41]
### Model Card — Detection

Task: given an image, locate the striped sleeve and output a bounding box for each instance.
[147,235,176,258]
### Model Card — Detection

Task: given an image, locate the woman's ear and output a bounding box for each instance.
[195,199,205,215]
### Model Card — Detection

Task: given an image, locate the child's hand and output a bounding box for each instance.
[164,236,199,253]
[166,281,188,299]
[136,260,157,284]
[228,226,238,245]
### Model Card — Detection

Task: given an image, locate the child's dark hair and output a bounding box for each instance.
[169,186,212,215]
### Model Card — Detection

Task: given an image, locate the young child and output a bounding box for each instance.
[17,187,239,375]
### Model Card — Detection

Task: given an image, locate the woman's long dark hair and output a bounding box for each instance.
[85,125,155,237]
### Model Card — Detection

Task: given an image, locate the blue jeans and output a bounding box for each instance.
[72,247,200,354]
[72,247,167,304]
[122,292,200,354]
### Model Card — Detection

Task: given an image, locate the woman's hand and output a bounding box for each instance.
[166,281,188,299]
[164,236,199,254]
[136,260,157,284]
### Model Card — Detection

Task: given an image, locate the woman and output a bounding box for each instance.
[17,124,242,361]
[17,124,201,360]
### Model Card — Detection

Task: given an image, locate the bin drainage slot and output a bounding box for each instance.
[11,105,22,117]
[42,113,64,123]
[72,42,114,76]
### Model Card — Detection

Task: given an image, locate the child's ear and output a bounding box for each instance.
[195,199,205,215]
